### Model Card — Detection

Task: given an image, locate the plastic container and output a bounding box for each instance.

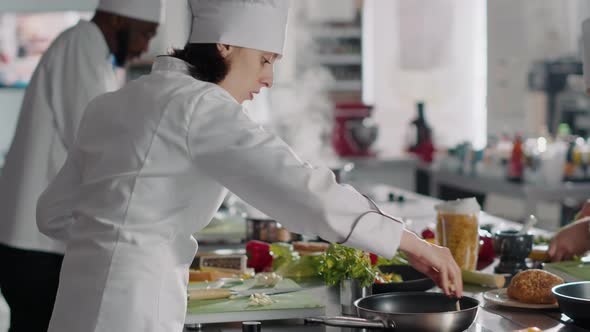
[435,198,481,271]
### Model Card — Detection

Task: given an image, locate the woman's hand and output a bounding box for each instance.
[574,199,590,220]
[399,229,463,297]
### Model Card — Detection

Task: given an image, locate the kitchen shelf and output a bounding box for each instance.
[310,26,362,39]
[330,80,362,91]
[316,54,362,65]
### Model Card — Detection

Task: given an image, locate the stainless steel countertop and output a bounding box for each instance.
[186,184,580,331]
[184,282,590,331]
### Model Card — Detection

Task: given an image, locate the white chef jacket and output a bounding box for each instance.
[36,56,404,332]
[0,21,118,254]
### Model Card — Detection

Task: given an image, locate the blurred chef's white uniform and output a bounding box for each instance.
[0,0,164,255]
[37,1,404,331]
[0,2,163,332]
[0,20,118,254]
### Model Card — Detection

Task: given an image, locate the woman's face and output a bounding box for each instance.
[217,45,278,104]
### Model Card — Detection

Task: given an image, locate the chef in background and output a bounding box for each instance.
[549,199,590,262]
[549,19,590,262]
[0,1,163,331]
[36,1,462,331]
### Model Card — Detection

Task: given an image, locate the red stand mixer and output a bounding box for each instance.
[332,102,378,157]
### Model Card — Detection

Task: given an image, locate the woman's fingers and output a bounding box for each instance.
[454,265,463,297]
[439,265,450,295]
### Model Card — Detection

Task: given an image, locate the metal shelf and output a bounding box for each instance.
[316,54,362,65]
[311,27,362,39]
[330,80,362,91]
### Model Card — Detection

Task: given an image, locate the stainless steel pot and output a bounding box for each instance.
[306,292,479,331]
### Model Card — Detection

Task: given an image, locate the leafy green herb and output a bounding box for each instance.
[319,243,379,288]
[270,243,322,278]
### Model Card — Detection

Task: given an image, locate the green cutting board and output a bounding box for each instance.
[186,278,325,315]
[544,261,590,282]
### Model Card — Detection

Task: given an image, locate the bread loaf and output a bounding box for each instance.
[507,269,564,304]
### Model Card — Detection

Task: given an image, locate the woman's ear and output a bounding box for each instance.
[216,44,235,59]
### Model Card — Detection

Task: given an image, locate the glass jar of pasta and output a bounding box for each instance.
[435,198,480,271]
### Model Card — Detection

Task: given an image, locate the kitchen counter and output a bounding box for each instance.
[420,164,590,226]
[184,281,590,331]
[186,185,585,331]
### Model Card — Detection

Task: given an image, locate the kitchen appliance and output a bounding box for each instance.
[528,57,585,135]
[332,102,378,157]
[493,230,533,275]
[305,292,479,331]
[552,281,590,325]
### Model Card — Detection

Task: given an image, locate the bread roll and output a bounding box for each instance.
[189,270,212,282]
[507,269,564,304]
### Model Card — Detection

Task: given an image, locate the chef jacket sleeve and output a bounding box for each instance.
[187,91,404,259]
[36,149,82,242]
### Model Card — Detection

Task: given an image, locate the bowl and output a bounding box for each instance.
[372,265,436,294]
[552,281,590,324]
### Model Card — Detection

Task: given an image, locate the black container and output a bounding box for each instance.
[552,281,590,324]
[372,265,436,294]
[493,230,533,275]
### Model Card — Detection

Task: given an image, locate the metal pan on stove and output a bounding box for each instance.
[306,292,479,331]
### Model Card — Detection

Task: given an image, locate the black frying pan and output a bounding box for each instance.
[306,292,479,331]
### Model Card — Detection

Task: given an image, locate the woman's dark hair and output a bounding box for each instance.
[169,43,229,83]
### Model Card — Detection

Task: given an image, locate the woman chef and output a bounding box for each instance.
[37,1,463,331]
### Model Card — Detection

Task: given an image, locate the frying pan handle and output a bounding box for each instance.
[305,316,394,329]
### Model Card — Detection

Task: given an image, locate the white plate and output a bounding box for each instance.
[483,288,558,309]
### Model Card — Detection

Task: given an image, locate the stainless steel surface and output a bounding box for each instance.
[339,279,371,316]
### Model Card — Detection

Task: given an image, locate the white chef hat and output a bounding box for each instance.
[188,0,290,55]
[583,18,590,92]
[97,0,166,24]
